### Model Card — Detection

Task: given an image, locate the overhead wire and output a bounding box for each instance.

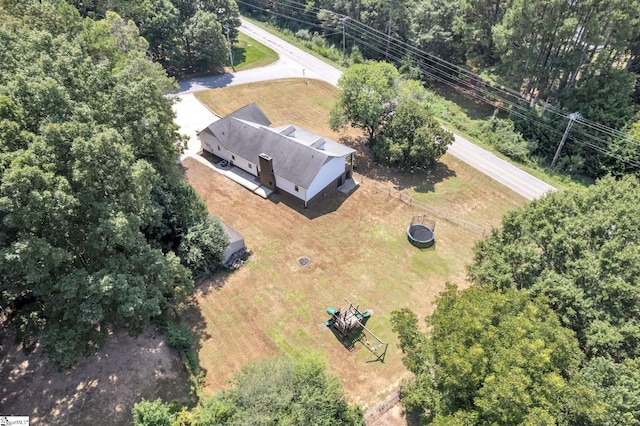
[237,0,640,165]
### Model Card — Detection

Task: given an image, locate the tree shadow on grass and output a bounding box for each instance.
[232,46,247,66]
[181,300,211,392]
[339,136,456,191]
[429,82,502,121]
[193,270,232,296]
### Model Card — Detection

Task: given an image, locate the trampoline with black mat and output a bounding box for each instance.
[407,215,436,248]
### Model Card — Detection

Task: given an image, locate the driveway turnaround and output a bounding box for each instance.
[172,94,219,161]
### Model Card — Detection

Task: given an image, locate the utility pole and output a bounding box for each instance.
[551,112,581,168]
[341,16,347,52]
[224,24,234,71]
[385,0,393,60]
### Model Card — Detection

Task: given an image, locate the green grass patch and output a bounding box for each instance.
[271,329,316,360]
[241,15,347,71]
[410,251,451,277]
[230,32,278,71]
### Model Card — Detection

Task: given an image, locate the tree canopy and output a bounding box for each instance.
[374,99,452,168]
[132,356,364,425]
[65,0,241,75]
[581,357,640,426]
[330,61,399,143]
[330,63,452,168]
[469,175,640,362]
[0,0,226,369]
[391,285,602,424]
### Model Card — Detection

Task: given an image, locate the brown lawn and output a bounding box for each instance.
[186,78,526,413]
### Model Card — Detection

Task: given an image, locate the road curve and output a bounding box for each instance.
[176,19,556,200]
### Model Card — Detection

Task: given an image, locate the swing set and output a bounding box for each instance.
[325,298,388,362]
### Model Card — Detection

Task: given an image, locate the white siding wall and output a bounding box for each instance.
[275,175,307,202]
[306,156,346,200]
[229,154,258,178]
[200,132,222,155]
[201,134,258,177]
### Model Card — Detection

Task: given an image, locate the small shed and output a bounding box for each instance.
[220,221,245,264]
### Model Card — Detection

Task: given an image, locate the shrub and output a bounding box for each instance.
[295,28,311,40]
[166,321,194,352]
[483,113,533,162]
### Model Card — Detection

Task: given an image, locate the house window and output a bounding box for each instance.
[232,155,235,160]
[217,145,221,150]
[294,185,299,192]
[248,164,252,169]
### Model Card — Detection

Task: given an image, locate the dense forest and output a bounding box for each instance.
[239,0,640,179]
[66,0,241,76]
[0,0,230,369]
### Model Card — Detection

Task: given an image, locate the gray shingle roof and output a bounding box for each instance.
[226,103,271,126]
[204,104,355,188]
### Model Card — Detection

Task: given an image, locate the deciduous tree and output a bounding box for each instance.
[391,285,603,424]
[581,357,640,426]
[373,99,452,168]
[0,1,225,368]
[132,356,364,425]
[330,61,399,142]
[469,175,640,361]
[179,216,228,275]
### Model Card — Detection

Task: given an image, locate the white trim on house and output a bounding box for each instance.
[198,103,356,206]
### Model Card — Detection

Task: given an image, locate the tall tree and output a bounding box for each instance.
[469,175,640,361]
[456,0,512,67]
[373,99,452,167]
[391,285,602,424]
[132,356,364,425]
[407,0,464,62]
[135,0,182,69]
[0,0,224,368]
[493,0,640,106]
[64,0,241,75]
[183,10,228,72]
[559,62,636,131]
[330,61,399,142]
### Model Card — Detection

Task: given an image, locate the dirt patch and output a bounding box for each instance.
[0,327,191,425]
[369,402,421,426]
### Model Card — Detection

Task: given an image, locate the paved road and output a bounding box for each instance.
[175,19,556,200]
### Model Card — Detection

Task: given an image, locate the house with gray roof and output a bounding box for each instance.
[198,103,356,207]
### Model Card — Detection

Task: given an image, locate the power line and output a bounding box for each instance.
[237,0,640,168]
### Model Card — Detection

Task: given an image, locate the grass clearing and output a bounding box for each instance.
[229,32,278,72]
[195,78,349,140]
[186,78,527,409]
